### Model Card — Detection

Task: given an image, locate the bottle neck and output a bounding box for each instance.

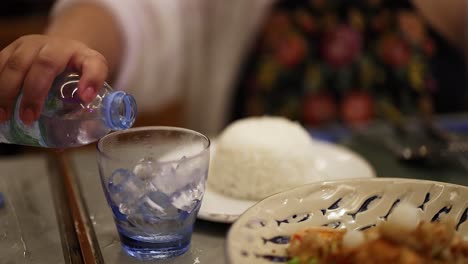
[103,91,137,130]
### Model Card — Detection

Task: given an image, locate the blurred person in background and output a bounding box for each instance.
[0,0,465,136]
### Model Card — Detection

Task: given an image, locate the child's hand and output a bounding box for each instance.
[0,35,109,124]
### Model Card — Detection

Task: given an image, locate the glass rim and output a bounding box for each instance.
[96,126,211,163]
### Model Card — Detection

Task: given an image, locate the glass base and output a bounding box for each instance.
[119,233,191,260]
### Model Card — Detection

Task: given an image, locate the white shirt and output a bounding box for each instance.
[52,0,274,135]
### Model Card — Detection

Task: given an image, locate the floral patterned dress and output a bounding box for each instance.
[232,0,467,128]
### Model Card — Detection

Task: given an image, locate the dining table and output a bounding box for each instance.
[1,115,468,264]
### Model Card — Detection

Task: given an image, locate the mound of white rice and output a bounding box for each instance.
[208,116,322,200]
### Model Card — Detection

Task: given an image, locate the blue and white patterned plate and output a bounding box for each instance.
[226,178,468,264]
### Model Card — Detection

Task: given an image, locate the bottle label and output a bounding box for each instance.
[9,95,45,147]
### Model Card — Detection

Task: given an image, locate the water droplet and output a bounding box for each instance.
[89,215,97,225]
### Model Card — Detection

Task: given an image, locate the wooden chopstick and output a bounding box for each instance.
[48,150,104,264]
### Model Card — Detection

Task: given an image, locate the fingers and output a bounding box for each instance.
[71,50,109,103]
[20,43,75,124]
[0,40,42,122]
[0,35,109,125]
[0,46,15,122]
[0,41,18,73]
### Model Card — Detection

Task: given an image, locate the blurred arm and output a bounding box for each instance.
[50,0,184,114]
[46,2,123,80]
[412,0,466,52]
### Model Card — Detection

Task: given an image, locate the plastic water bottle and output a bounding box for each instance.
[0,72,137,148]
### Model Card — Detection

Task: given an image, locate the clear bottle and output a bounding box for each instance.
[0,72,137,148]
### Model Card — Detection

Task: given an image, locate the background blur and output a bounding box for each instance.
[0,1,52,48]
[0,0,468,154]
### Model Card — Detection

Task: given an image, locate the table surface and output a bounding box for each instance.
[2,118,468,263]
[0,154,64,264]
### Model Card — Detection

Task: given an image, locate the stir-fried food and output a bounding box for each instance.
[287,204,468,264]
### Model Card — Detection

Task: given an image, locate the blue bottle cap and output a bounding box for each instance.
[104,91,137,130]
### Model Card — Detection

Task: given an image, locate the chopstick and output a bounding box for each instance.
[47,150,104,264]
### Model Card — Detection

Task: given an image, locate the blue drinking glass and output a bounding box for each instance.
[97,126,210,260]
